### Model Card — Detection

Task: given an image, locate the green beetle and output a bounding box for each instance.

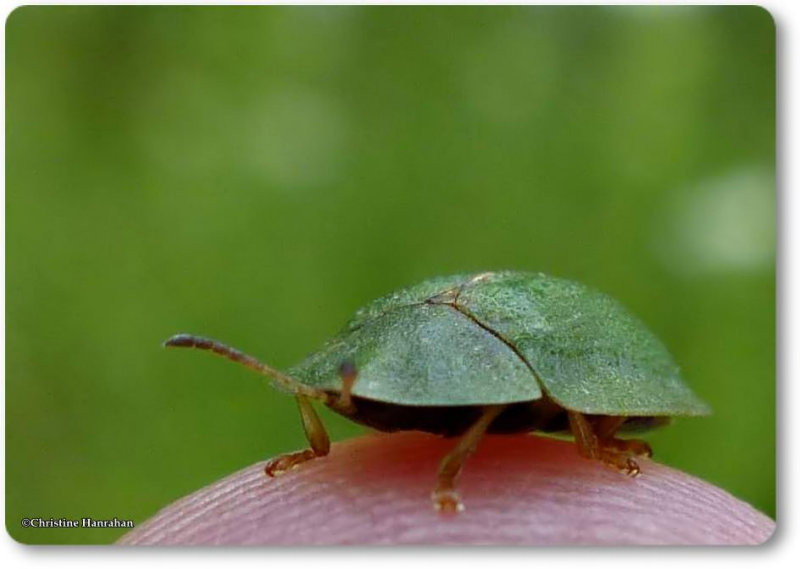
[166,271,710,512]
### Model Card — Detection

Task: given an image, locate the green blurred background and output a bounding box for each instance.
[6,6,775,544]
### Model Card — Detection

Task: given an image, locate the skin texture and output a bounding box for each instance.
[118,433,774,545]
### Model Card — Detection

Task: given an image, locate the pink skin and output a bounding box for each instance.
[118,432,774,545]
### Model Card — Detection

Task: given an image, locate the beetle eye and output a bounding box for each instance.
[338,360,357,378]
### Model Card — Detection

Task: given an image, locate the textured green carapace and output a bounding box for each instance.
[289,271,711,416]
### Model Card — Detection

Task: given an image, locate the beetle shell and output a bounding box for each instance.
[289,271,710,417]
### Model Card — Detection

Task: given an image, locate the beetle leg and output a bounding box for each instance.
[332,360,358,415]
[432,405,505,513]
[264,395,330,477]
[591,415,653,457]
[592,416,627,441]
[567,410,600,459]
[567,411,644,477]
[603,437,652,458]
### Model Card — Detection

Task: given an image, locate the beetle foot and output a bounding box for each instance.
[621,456,641,477]
[432,489,465,514]
[264,449,317,477]
[569,412,649,478]
[598,450,642,477]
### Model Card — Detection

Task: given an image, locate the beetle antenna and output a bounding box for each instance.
[164,333,327,401]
